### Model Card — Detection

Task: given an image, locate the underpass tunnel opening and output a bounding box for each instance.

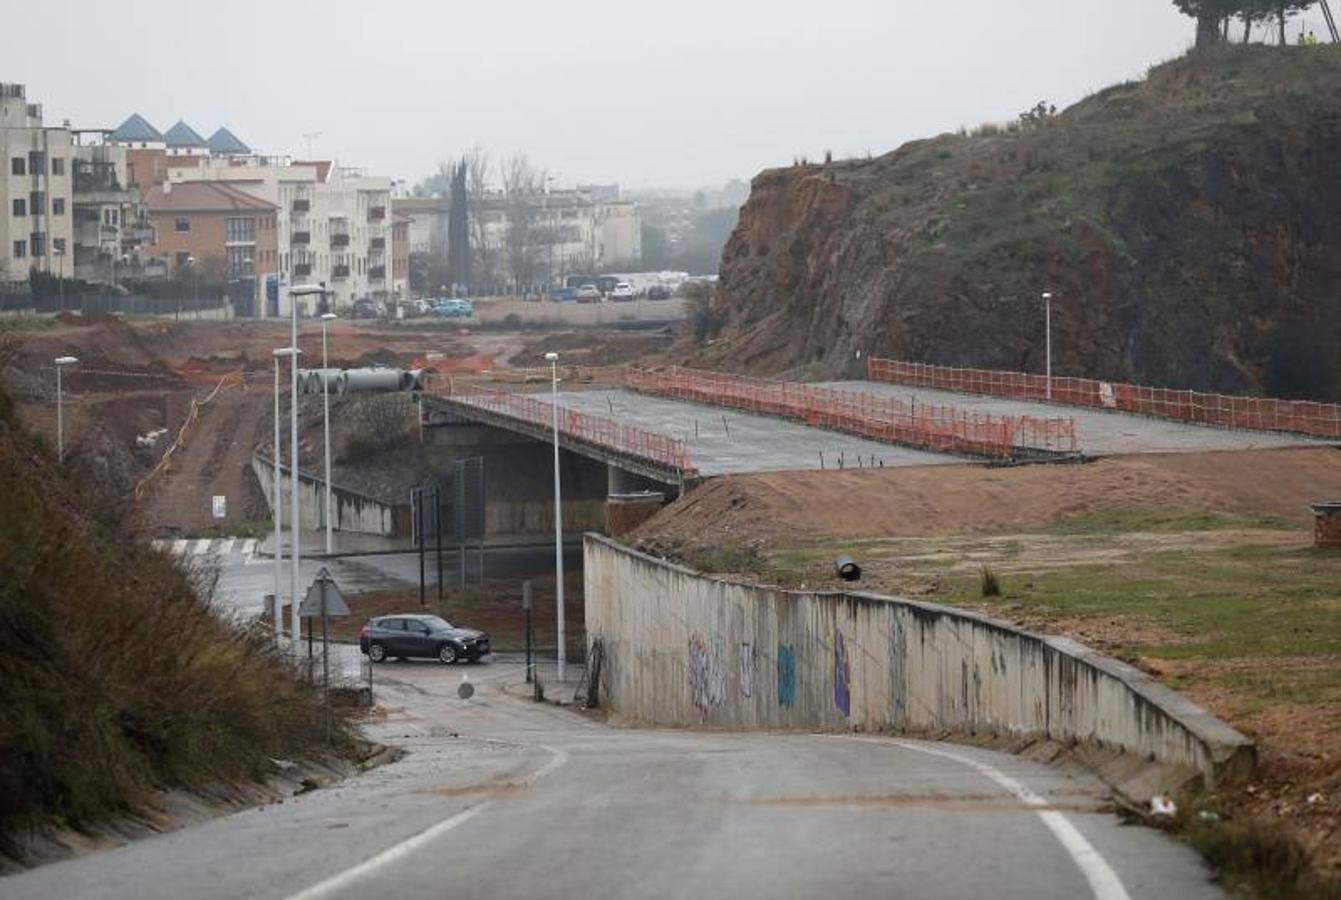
[606,464,674,536]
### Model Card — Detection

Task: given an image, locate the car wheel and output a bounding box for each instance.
[368,642,387,663]
[438,643,458,665]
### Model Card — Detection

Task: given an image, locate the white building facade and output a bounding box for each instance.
[1,84,73,285]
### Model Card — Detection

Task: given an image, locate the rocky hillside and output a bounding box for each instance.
[696,47,1341,399]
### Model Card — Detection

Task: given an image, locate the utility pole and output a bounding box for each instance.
[1042,291,1053,401]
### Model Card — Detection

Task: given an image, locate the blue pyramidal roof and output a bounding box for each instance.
[110,113,163,142]
[163,120,207,148]
[206,126,250,155]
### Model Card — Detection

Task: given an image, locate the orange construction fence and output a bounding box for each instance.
[624,366,1077,459]
[444,380,695,475]
[868,358,1341,440]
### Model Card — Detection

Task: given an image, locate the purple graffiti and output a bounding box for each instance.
[834,631,851,717]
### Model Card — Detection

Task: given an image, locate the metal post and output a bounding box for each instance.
[290,298,302,655]
[417,488,426,608]
[321,576,330,744]
[1042,291,1053,401]
[545,352,565,683]
[523,580,534,684]
[272,353,283,646]
[320,314,336,554]
[435,486,443,602]
[56,363,63,463]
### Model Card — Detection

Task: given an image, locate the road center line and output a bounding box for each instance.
[843,736,1131,900]
[281,745,568,900]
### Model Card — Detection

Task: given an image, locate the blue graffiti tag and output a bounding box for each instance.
[834,631,851,717]
[777,644,796,709]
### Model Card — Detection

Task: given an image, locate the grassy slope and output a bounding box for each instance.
[0,367,345,853]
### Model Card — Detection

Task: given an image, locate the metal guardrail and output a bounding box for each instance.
[438,380,696,475]
[869,358,1341,440]
[624,366,1077,459]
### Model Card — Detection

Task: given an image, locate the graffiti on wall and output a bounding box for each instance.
[834,630,851,717]
[891,616,907,724]
[777,644,797,709]
[688,634,725,714]
[739,642,755,698]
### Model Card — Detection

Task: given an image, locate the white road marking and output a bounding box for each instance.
[241,538,257,558]
[846,736,1131,900]
[217,538,236,556]
[192,538,212,556]
[172,539,188,556]
[282,745,568,900]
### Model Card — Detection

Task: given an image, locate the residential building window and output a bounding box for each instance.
[175,217,190,233]
[53,238,67,255]
[11,199,25,217]
[10,157,24,176]
[28,151,45,173]
[30,232,46,257]
[52,198,65,216]
[29,192,45,213]
[12,240,25,259]
[225,217,255,243]
[51,158,65,176]
[227,246,250,277]
[176,252,190,268]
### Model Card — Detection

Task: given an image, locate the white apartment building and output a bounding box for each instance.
[1,83,73,285]
[70,132,155,282]
[396,187,641,292]
[167,157,393,315]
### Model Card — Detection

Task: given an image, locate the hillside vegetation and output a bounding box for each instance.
[0,349,346,859]
[700,46,1341,400]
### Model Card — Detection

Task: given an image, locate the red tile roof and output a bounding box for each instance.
[144,181,277,213]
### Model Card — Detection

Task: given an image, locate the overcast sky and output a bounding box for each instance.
[6,0,1214,191]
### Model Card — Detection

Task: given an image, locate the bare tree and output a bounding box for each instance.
[501,153,546,297]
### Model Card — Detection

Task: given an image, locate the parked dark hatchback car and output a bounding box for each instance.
[358,614,490,664]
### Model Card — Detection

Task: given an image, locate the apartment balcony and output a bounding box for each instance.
[368,265,386,281]
[293,263,312,277]
[331,233,350,247]
[292,198,311,214]
[291,231,311,245]
[125,223,155,245]
[368,206,386,222]
[332,265,350,279]
[369,236,386,251]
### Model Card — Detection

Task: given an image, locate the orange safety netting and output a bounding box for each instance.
[868,358,1341,440]
[623,366,1077,458]
[444,381,695,475]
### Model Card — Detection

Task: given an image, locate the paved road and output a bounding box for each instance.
[158,539,582,619]
[559,388,959,474]
[1,662,1225,900]
[822,380,1333,456]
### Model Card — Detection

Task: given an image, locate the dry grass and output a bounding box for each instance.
[0,366,350,855]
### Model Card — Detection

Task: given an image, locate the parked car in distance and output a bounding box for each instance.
[433,298,474,318]
[610,282,635,301]
[646,284,672,301]
[359,614,491,664]
[550,287,578,303]
[575,285,602,303]
[414,298,434,315]
[351,298,385,319]
[397,300,422,318]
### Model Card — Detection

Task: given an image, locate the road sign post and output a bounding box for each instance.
[300,567,350,745]
[523,580,534,684]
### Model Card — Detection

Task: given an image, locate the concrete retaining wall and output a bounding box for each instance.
[252,454,398,536]
[584,535,1255,784]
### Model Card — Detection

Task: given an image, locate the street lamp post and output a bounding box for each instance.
[287,284,326,653]
[545,351,565,682]
[54,356,78,462]
[320,312,338,554]
[1041,291,1054,401]
[271,347,299,647]
[179,256,194,321]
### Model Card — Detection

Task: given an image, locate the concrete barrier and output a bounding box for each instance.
[584,534,1255,785]
[252,454,399,536]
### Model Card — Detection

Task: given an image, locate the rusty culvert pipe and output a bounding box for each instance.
[835,556,861,581]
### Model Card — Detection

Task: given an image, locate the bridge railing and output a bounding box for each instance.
[624,365,1077,459]
[443,380,696,475]
[867,358,1341,439]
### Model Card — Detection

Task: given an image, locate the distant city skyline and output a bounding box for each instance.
[9,0,1328,190]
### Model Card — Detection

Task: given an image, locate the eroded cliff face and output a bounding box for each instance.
[696,47,1341,398]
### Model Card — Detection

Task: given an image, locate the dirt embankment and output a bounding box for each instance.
[636,447,1341,550]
